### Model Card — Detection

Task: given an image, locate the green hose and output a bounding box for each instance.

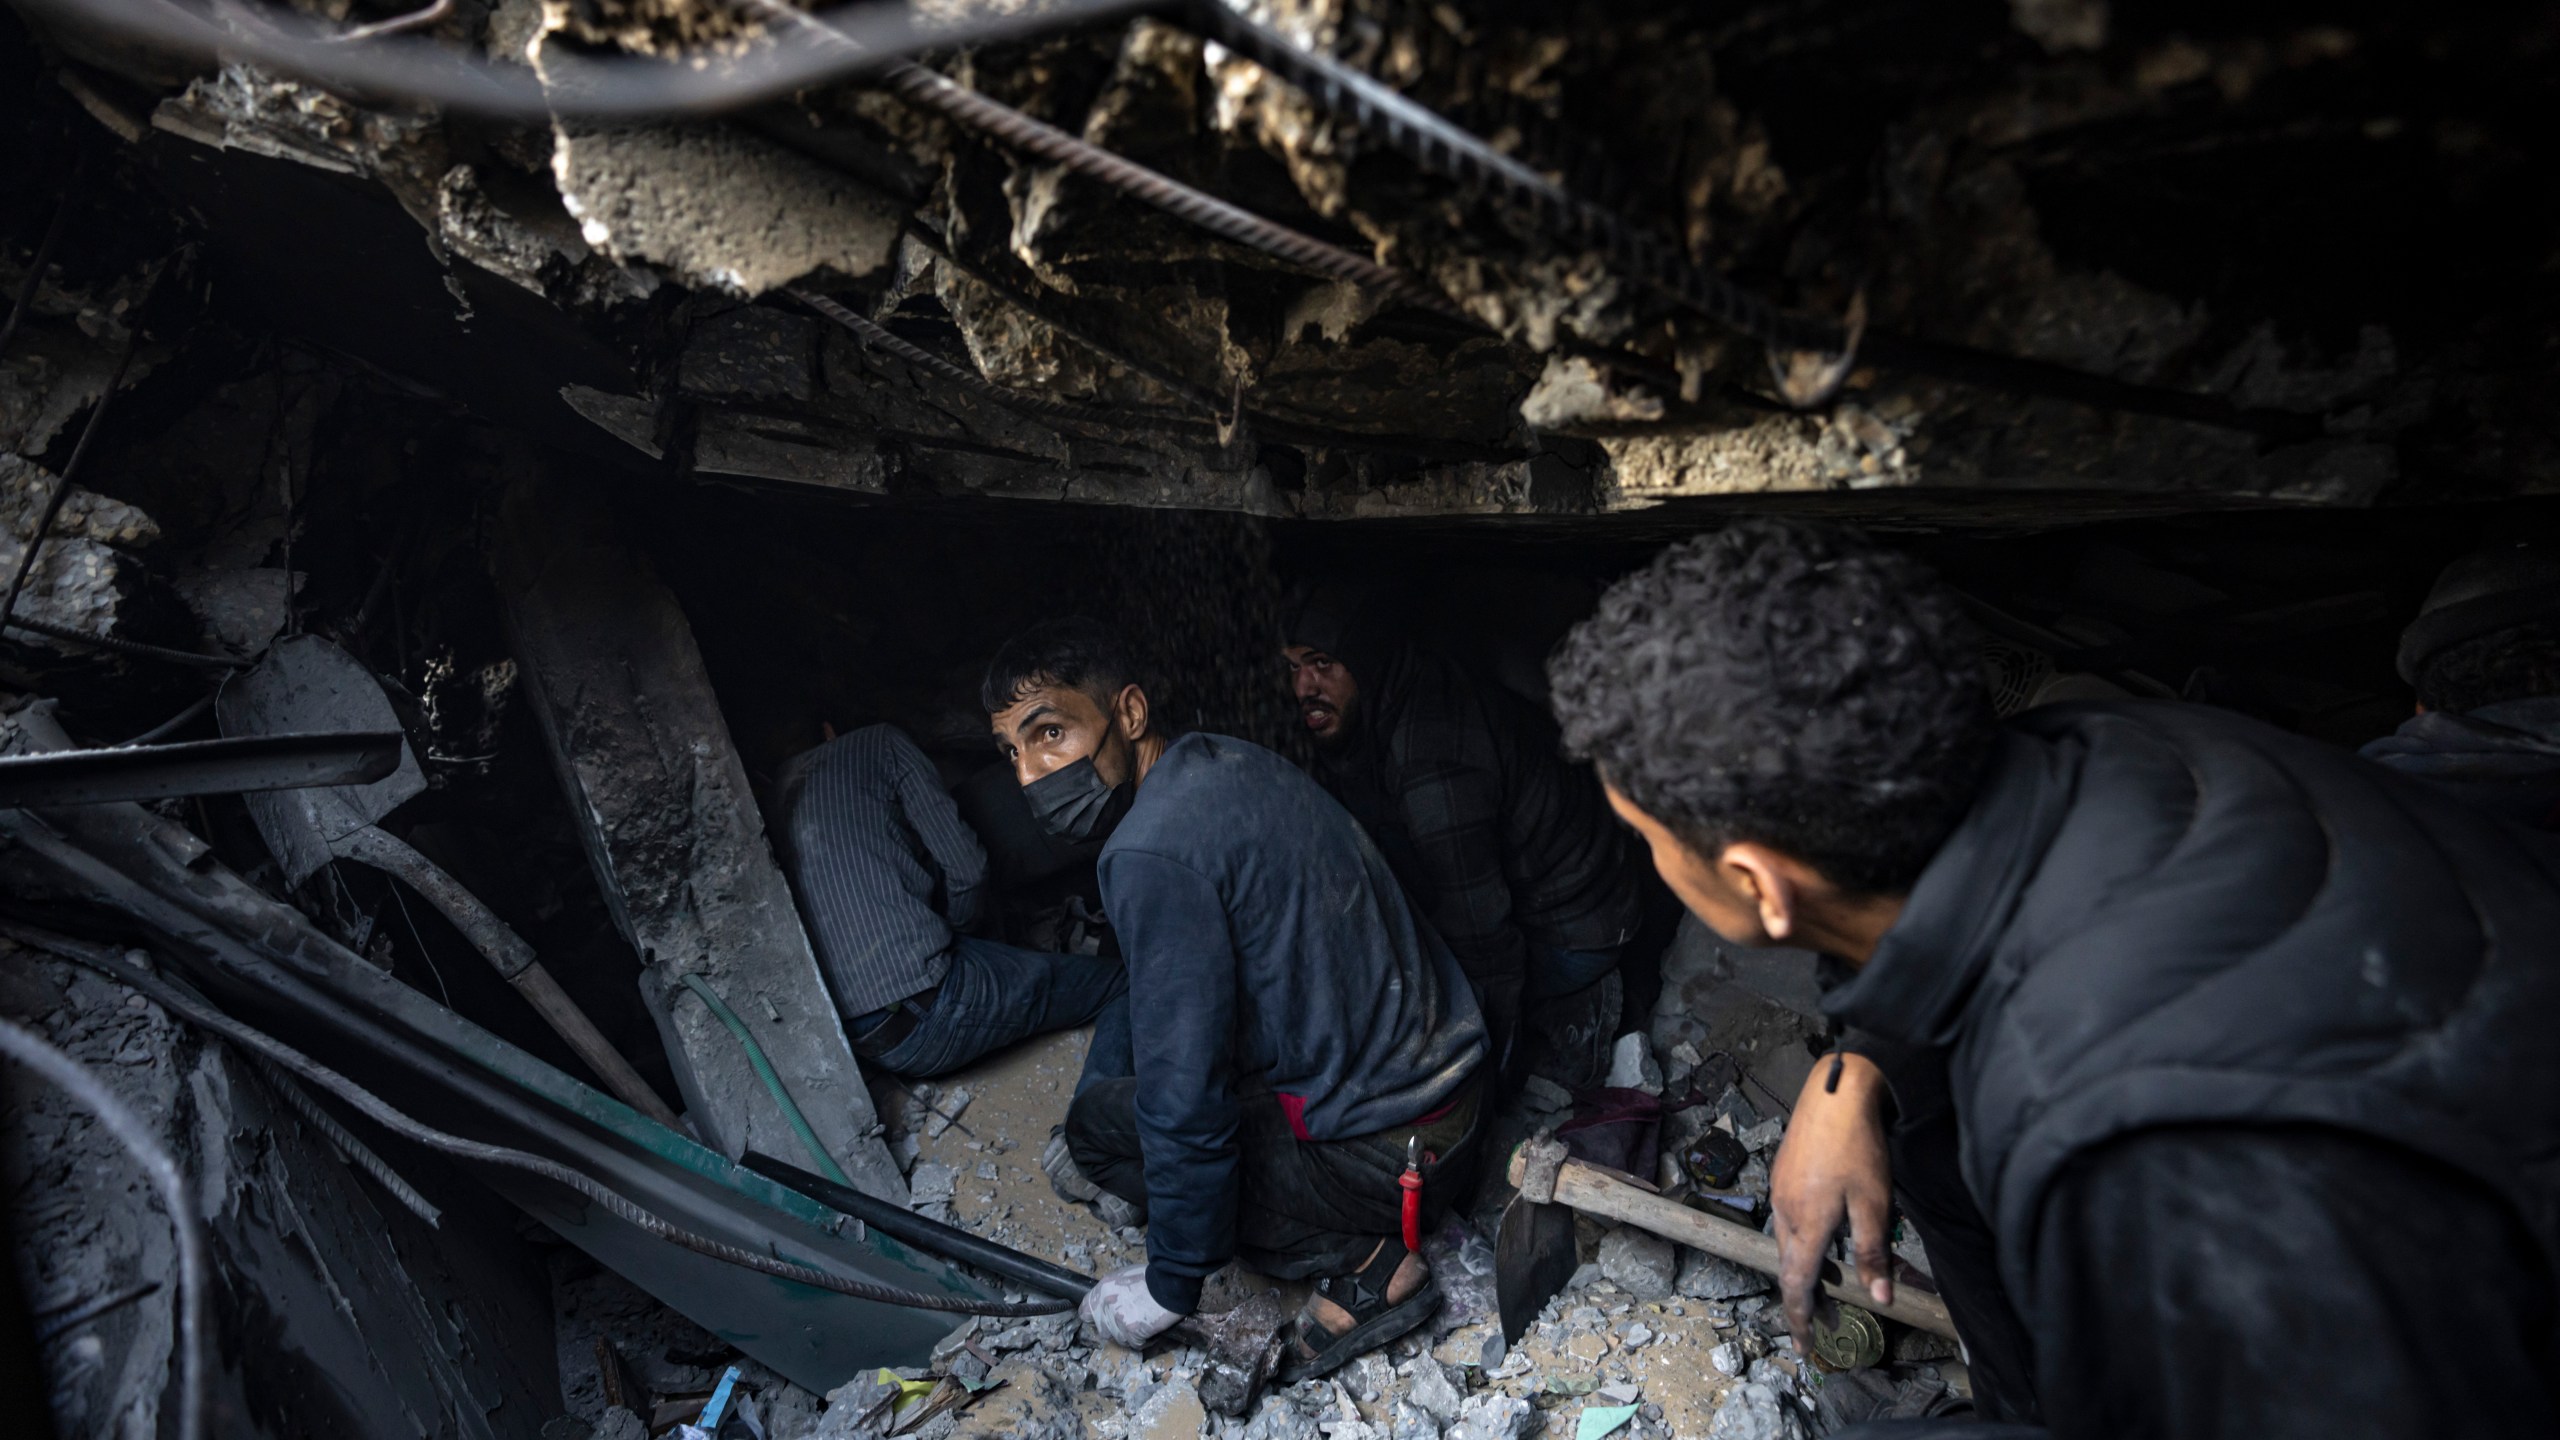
[674,972,853,1189]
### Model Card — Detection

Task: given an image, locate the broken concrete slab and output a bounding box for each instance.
[549,121,905,296]
[489,467,904,1202]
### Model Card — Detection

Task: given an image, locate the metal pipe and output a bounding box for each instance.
[743,1150,1095,1301]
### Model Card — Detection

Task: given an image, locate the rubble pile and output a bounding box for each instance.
[532,936,1958,1440]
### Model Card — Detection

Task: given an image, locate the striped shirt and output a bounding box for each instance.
[775,724,987,1018]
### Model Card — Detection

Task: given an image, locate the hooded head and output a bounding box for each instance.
[1280,578,1409,746]
[2400,541,2560,712]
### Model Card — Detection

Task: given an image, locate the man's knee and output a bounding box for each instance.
[1065,1077,1143,1175]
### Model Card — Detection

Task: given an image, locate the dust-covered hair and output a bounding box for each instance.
[1547,519,1995,896]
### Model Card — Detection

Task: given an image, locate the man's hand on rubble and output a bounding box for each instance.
[1771,1051,1895,1358]
[1080,1264,1183,1349]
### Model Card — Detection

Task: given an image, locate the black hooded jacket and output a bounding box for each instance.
[1827,701,2560,1302]
[1291,586,1641,994]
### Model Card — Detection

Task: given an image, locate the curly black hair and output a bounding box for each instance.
[2415,621,2560,715]
[980,616,1147,715]
[1547,519,1995,896]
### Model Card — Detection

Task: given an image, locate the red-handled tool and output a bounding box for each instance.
[1399,1135,1425,1252]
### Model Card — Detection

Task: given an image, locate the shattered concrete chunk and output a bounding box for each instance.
[1132,1375,1208,1440]
[1389,1398,1442,1440]
[1706,1382,1806,1440]
[1677,1247,1772,1303]
[1445,1392,1534,1440]
[551,122,904,296]
[1520,354,1666,430]
[1402,1358,1464,1423]
[0,456,157,646]
[1605,1033,1662,1094]
[170,568,294,655]
[1596,1227,1677,1300]
[947,1359,1082,1439]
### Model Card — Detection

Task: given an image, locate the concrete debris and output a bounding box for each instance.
[1677,1248,1773,1303]
[1705,1383,1808,1440]
[169,567,295,655]
[1735,1119,1786,1155]
[1595,1227,1677,1300]
[592,1410,647,1440]
[1133,1376,1209,1440]
[1604,1033,1662,1094]
[549,122,904,296]
[0,453,160,647]
[1445,1393,1534,1440]
[950,1359,1082,1440]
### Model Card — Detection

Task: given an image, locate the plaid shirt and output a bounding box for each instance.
[1316,649,1640,992]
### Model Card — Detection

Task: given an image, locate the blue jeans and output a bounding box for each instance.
[1527,943,1622,1000]
[860,936,1130,1094]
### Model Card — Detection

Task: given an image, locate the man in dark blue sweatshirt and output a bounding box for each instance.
[981,617,1488,1378]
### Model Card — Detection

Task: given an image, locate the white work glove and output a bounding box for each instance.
[1079,1263,1183,1349]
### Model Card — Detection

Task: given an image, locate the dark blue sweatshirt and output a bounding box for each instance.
[1098,732,1486,1312]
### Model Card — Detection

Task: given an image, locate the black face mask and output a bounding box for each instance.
[1023,755,1135,845]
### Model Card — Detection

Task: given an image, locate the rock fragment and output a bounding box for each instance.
[1705,1382,1807,1440]
[1605,1033,1663,1094]
[1676,1247,1772,1302]
[1446,1393,1533,1440]
[1404,1358,1465,1422]
[1130,1376,1206,1440]
[1596,1227,1677,1300]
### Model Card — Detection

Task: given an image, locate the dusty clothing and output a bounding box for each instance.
[2032,1125,2554,1436]
[776,724,989,1018]
[1831,701,2560,1435]
[2361,695,2560,830]
[854,935,1128,1092]
[1097,731,1486,1313]
[1064,1071,1485,1281]
[1831,1126,2555,1440]
[1310,646,1641,1029]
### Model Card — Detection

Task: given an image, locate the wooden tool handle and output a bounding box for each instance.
[510,962,688,1133]
[1512,1147,1960,1340]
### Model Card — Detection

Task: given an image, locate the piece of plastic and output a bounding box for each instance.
[698,1366,743,1431]
[1575,1403,1641,1440]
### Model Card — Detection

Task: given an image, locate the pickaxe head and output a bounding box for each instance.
[1494,1136,1578,1344]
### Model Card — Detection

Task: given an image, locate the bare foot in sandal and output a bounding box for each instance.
[1281,1239,1441,1381]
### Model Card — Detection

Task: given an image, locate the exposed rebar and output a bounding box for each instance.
[1185,0,1828,354]
[789,284,1177,429]
[251,1053,442,1228]
[0,615,242,670]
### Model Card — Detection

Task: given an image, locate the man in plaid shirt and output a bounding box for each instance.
[1285,582,1646,1085]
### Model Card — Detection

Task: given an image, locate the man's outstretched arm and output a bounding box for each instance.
[1769,1050,1897,1357]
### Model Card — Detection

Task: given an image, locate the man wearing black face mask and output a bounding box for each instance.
[983,617,1488,1380]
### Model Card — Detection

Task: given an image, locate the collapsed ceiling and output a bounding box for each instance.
[7,0,2557,534]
